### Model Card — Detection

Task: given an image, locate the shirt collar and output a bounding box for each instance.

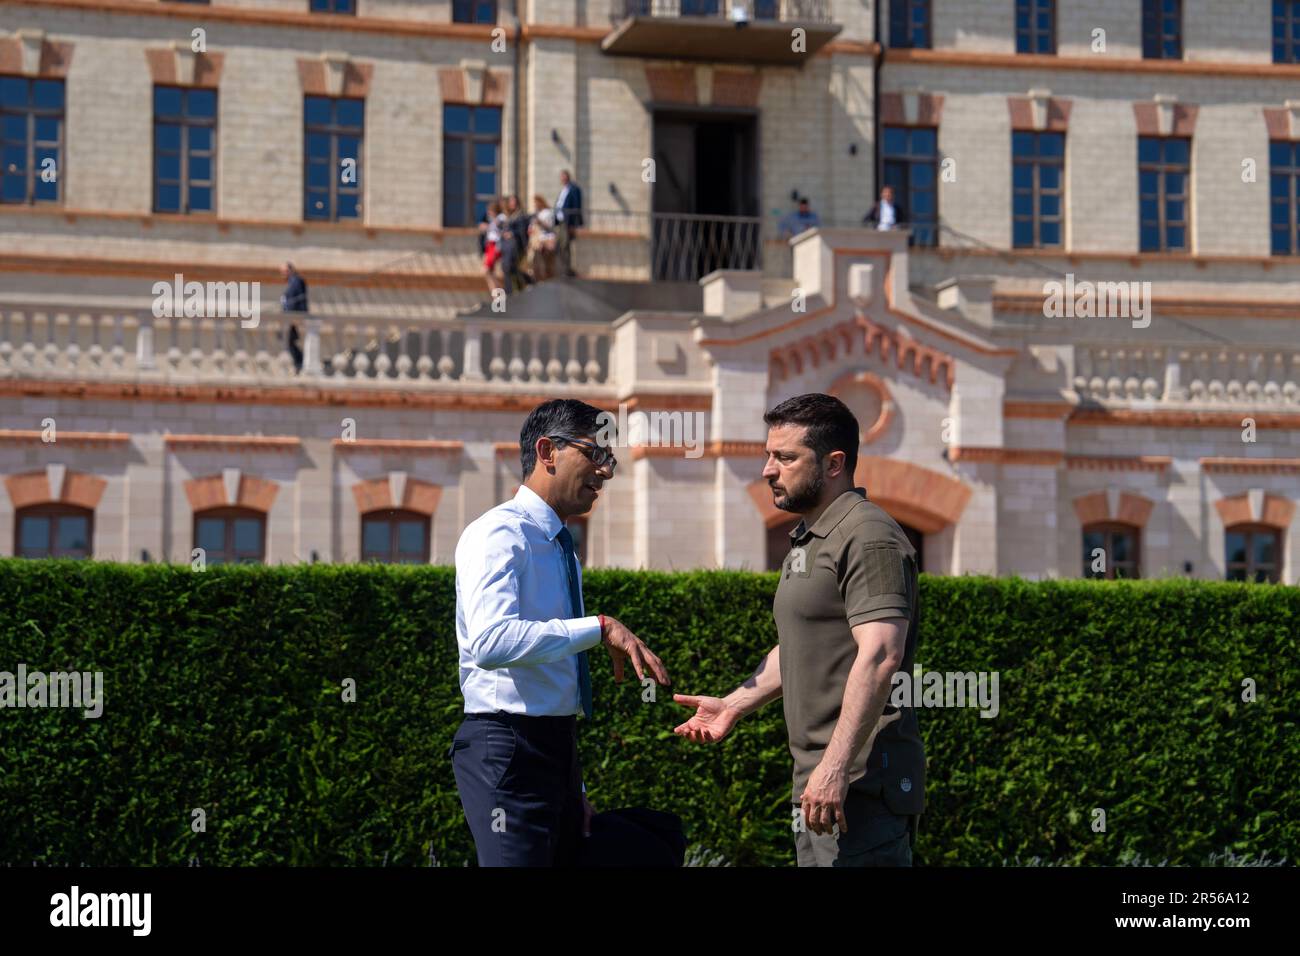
[515,484,565,541]
[789,487,868,541]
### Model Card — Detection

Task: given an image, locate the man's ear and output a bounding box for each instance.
[535,436,559,472]
[826,450,847,480]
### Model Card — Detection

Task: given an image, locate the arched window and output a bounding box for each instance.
[194,507,265,565]
[15,504,92,558]
[361,509,430,564]
[1082,522,1141,579]
[1225,523,1283,583]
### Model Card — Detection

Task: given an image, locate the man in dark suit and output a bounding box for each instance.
[451,399,671,866]
[554,170,583,278]
[279,262,308,373]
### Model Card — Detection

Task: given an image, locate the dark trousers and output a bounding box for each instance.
[793,790,916,867]
[450,712,583,867]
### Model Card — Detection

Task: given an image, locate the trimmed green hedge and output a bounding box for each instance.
[0,559,1295,866]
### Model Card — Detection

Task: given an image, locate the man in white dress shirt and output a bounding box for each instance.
[451,398,671,866]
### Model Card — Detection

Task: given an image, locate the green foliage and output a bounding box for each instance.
[0,560,1295,866]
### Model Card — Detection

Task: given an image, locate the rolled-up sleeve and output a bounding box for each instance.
[840,539,912,627]
[457,519,602,669]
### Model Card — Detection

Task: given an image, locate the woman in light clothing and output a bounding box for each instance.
[526,194,558,282]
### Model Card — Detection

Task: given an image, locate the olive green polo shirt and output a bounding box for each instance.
[773,487,925,815]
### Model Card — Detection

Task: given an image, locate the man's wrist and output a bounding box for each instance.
[598,614,608,642]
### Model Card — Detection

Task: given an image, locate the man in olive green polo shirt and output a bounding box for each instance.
[673,392,924,866]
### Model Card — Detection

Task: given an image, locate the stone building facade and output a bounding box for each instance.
[1,1,1298,582]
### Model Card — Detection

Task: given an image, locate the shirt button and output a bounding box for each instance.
[900,777,912,793]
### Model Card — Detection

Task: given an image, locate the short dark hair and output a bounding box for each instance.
[763,393,860,478]
[519,399,607,480]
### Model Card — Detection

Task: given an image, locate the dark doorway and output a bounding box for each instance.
[652,109,760,280]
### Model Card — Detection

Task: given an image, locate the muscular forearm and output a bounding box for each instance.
[822,647,900,775]
[723,645,782,717]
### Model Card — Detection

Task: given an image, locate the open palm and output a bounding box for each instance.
[672,694,740,744]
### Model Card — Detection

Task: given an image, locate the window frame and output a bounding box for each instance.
[1012,129,1065,248]
[1015,0,1056,55]
[881,124,939,247]
[1269,139,1300,255]
[452,0,498,24]
[1224,523,1284,583]
[1142,0,1183,60]
[152,84,218,215]
[360,508,431,564]
[1138,135,1190,252]
[303,94,365,222]
[0,74,65,205]
[309,0,356,13]
[1275,0,1300,63]
[14,503,93,559]
[1082,521,1142,580]
[193,506,267,565]
[442,103,503,228]
[889,0,932,50]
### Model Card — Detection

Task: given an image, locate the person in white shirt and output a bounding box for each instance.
[451,398,671,866]
[863,185,898,231]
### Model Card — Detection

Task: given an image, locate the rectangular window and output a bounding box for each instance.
[153,86,217,214]
[0,75,64,205]
[310,0,355,12]
[1138,136,1189,252]
[1083,524,1141,580]
[881,125,938,246]
[889,0,931,49]
[1270,140,1300,255]
[442,104,502,227]
[1142,0,1182,59]
[1225,526,1282,583]
[453,0,497,22]
[1015,0,1055,54]
[304,95,364,221]
[1012,130,1064,248]
[1275,0,1300,62]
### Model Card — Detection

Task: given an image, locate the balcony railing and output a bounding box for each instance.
[622,0,833,22]
[0,307,612,391]
[1072,345,1300,407]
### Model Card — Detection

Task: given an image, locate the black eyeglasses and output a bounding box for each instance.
[549,435,617,472]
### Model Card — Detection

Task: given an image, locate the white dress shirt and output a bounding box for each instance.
[878,199,897,230]
[555,184,571,221]
[455,485,602,715]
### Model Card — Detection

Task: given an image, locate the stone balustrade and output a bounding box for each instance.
[1072,344,1300,406]
[0,307,613,392]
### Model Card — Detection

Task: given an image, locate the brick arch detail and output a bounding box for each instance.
[185,475,278,513]
[1214,492,1295,530]
[1073,490,1155,527]
[351,476,442,517]
[826,369,896,445]
[746,457,970,534]
[4,469,106,510]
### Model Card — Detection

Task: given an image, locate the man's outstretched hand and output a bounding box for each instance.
[672,694,742,744]
[600,616,670,686]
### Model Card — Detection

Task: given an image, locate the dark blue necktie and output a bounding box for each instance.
[556,526,592,719]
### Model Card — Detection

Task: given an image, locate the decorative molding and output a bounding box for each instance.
[4,468,106,510]
[298,55,373,98]
[145,46,224,87]
[1065,455,1172,472]
[645,65,697,105]
[0,429,129,447]
[1199,457,1300,474]
[880,91,944,126]
[0,32,74,78]
[351,475,442,516]
[1007,93,1071,131]
[184,474,278,513]
[1071,409,1300,429]
[1004,401,1075,419]
[165,435,301,452]
[827,370,896,445]
[1215,492,1294,530]
[1133,98,1198,136]
[332,439,464,454]
[439,63,508,106]
[883,46,1300,78]
[948,447,1065,466]
[1073,489,1155,527]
